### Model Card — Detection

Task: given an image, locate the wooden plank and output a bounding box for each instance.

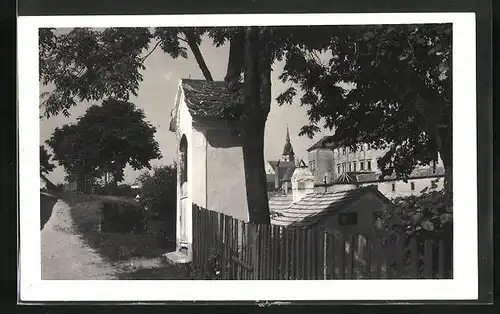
[245,222,252,280]
[233,218,239,279]
[348,234,356,279]
[292,228,298,280]
[316,229,325,280]
[423,239,434,278]
[326,233,334,279]
[395,236,405,278]
[301,228,307,280]
[365,236,371,279]
[279,226,286,280]
[438,238,446,279]
[217,213,225,278]
[223,214,229,280]
[284,228,291,280]
[251,224,260,280]
[304,228,314,280]
[338,234,346,279]
[410,237,419,278]
[271,225,278,280]
[192,205,197,267]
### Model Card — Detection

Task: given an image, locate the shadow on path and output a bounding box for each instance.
[40,192,59,230]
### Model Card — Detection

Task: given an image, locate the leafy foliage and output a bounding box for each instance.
[375,186,453,239]
[277,24,452,188]
[46,98,162,186]
[136,164,177,242]
[94,183,136,198]
[40,145,56,174]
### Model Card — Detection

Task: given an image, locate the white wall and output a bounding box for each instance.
[205,128,249,222]
[174,86,194,255]
[361,177,444,199]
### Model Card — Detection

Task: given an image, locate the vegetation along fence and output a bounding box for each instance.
[192,205,452,280]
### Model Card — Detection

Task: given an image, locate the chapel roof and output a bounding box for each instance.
[181,79,244,120]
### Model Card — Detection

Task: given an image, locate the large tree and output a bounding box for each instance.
[46,98,162,188]
[40,145,55,175]
[39,25,453,222]
[277,24,452,194]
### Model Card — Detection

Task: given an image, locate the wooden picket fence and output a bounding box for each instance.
[192,205,452,280]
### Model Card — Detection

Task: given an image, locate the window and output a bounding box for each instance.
[179,135,188,198]
[367,160,372,170]
[348,163,352,172]
[411,182,415,191]
[342,163,346,173]
[337,164,341,174]
[432,160,436,173]
[353,162,357,171]
[392,183,396,192]
[360,161,365,170]
[342,148,346,155]
[338,212,358,226]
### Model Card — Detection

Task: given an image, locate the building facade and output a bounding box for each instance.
[307,136,445,199]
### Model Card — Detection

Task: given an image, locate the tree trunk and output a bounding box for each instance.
[435,124,452,196]
[224,28,245,87]
[183,30,214,81]
[240,27,272,224]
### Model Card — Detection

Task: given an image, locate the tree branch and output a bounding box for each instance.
[141,39,164,62]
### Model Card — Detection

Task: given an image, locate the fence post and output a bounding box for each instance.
[423,239,434,278]
[251,224,260,280]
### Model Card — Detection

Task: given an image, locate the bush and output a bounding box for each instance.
[137,164,177,244]
[100,200,144,234]
[95,183,136,198]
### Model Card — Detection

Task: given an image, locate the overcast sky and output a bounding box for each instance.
[39,32,332,184]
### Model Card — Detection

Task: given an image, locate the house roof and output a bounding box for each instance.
[269,195,294,213]
[181,79,244,120]
[356,166,445,183]
[271,185,392,227]
[307,135,339,152]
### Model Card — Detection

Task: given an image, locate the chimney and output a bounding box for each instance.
[291,165,315,203]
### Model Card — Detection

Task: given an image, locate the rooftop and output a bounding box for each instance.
[271,185,391,227]
[307,135,339,152]
[181,79,244,120]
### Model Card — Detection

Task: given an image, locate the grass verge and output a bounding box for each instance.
[61,193,173,262]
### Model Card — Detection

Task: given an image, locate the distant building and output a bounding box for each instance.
[307,136,445,199]
[265,126,298,193]
[269,164,396,237]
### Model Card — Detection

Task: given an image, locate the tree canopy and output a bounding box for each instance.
[40,145,55,174]
[46,98,162,185]
[277,24,452,192]
[39,25,453,222]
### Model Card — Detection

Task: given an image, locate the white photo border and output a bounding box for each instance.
[18,13,477,301]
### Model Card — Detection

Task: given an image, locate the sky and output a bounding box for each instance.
[39,31,332,185]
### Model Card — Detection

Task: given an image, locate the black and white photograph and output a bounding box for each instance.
[18,13,478,301]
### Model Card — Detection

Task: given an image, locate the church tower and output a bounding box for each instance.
[281,125,295,162]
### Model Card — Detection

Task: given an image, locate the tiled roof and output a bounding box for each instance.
[271,185,391,227]
[307,135,339,152]
[181,79,244,120]
[269,195,293,213]
[356,166,445,183]
[332,172,358,184]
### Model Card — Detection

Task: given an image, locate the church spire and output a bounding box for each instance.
[281,125,295,162]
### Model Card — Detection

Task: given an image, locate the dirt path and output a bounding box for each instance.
[41,197,185,280]
[41,199,118,280]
